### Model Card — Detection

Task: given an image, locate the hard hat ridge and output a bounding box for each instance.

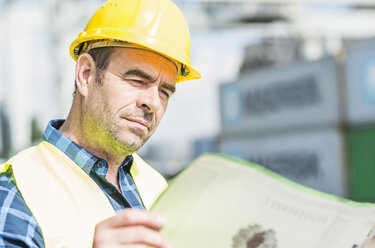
[69,0,201,82]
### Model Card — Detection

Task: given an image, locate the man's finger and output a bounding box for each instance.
[118,245,147,248]
[112,226,171,248]
[99,209,167,230]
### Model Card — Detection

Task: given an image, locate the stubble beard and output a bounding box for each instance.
[111,116,156,154]
[82,102,156,156]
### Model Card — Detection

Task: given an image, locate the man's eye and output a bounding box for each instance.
[160,89,170,99]
[130,80,145,86]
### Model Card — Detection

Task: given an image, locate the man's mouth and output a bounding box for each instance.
[123,117,150,129]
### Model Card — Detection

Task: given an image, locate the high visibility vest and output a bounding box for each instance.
[0,141,168,247]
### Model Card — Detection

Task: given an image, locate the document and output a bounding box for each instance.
[152,154,375,248]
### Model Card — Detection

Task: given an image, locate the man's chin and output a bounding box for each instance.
[118,135,148,153]
[113,127,154,152]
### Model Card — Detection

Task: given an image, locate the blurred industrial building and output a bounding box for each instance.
[1,0,375,201]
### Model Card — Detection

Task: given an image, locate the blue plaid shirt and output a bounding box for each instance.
[0,119,145,247]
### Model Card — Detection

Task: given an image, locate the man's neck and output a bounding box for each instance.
[59,117,126,187]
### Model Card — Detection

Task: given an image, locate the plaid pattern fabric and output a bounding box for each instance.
[0,167,43,247]
[0,119,145,247]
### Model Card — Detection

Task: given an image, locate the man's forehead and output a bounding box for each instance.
[111,47,179,79]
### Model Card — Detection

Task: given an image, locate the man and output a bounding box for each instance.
[0,0,200,247]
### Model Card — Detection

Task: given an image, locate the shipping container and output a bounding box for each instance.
[219,128,347,197]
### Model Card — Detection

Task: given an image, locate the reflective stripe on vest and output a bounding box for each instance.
[3,141,167,247]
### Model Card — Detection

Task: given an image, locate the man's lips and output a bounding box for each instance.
[123,117,150,129]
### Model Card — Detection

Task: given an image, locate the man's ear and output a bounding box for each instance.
[75,53,96,97]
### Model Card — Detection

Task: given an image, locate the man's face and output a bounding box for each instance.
[82,47,177,155]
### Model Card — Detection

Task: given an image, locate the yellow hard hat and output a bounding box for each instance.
[70,0,201,82]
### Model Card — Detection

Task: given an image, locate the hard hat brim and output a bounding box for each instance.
[70,32,201,83]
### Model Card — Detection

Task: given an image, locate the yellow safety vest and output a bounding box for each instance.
[0,141,168,247]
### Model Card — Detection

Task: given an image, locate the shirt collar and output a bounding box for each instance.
[42,119,133,174]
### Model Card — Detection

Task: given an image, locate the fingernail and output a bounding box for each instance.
[157,215,167,225]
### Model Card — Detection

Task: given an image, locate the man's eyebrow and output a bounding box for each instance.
[122,69,153,81]
[123,68,176,94]
[162,83,176,94]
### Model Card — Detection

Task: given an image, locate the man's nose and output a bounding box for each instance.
[138,85,162,113]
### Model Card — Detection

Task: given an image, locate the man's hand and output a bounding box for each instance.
[93,209,173,248]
